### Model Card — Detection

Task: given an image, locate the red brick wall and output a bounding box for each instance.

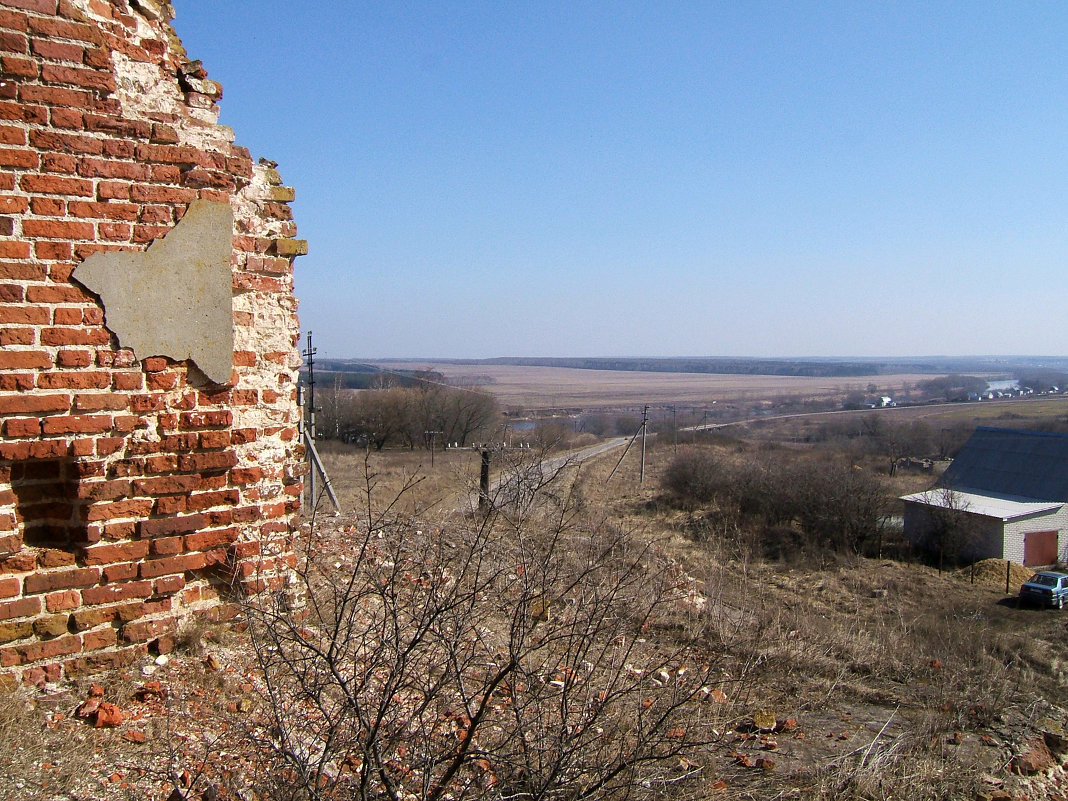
[0,0,304,687]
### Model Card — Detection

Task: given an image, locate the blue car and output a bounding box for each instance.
[1019,571,1068,609]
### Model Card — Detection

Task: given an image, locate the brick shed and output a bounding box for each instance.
[0,0,305,687]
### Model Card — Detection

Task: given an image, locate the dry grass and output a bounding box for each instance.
[5,417,1068,799]
[315,441,483,518]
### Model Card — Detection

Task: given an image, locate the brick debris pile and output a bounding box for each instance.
[0,0,305,687]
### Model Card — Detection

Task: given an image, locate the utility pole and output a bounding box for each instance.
[640,405,648,484]
[424,430,443,467]
[304,331,316,439]
[298,332,340,514]
[671,404,677,454]
[302,332,317,508]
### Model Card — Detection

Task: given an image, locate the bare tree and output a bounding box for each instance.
[919,485,976,571]
[431,387,500,447]
[792,461,889,554]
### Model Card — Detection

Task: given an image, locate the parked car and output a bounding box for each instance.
[1019,571,1068,609]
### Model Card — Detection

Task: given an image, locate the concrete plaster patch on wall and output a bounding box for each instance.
[72,200,236,384]
[110,49,184,119]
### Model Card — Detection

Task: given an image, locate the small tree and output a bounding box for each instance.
[793,461,889,553]
[921,485,976,570]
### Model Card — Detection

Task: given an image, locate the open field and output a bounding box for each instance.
[374,362,957,411]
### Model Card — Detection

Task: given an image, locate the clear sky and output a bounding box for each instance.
[172,2,1068,360]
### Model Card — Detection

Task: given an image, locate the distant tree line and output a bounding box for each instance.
[317,381,500,450]
[914,374,989,402]
[485,357,882,377]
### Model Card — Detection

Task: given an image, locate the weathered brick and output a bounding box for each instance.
[0,619,32,644]
[0,553,35,574]
[80,580,151,606]
[0,349,51,369]
[44,590,79,612]
[40,327,110,346]
[19,173,93,196]
[138,513,203,539]
[121,615,175,644]
[0,54,36,77]
[40,414,111,434]
[177,451,238,472]
[0,282,24,303]
[8,1,59,17]
[100,562,137,583]
[35,240,71,260]
[25,284,92,304]
[26,16,98,46]
[3,633,81,667]
[0,240,31,258]
[0,31,28,55]
[138,551,209,579]
[131,475,198,496]
[73,478,129,501]
[32,614,68,638]
[56,349,92,368]
[30,37,82,63]
[70,601,141,632]
[80,626,117,652]
[0,393,69,414]
[79,540,148,566]
[186,490,239,512]
[0,596,41,620]
[0,146,37,168]
[153,574,184,596]
[184,528,238,552]
[36,548,75,568]
[199,430,231,449]
[85,498,152,522]
[23,567,99,595]
[41,63,113,92]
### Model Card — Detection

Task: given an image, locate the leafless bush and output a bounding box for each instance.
[662,450,728,507]
[244,458,733,800]
[664,448,892,559]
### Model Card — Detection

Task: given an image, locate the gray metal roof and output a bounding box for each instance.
[901,489,1063,520]
[940,427,1068,502]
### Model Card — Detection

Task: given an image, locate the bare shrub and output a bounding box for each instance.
[244,459,732,800]
[662,450,728,507]
[664,448,893,559]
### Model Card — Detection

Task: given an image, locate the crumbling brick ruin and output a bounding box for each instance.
[0,0,304,686]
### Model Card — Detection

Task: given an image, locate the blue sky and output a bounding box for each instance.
[172,2,1068,360]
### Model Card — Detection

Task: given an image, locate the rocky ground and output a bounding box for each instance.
[1,525,1065,801]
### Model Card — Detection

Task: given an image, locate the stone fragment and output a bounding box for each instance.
[73,200,235,384]
[1012,736,1055,774]
[753,708,776,732]
[94,701,123,728]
